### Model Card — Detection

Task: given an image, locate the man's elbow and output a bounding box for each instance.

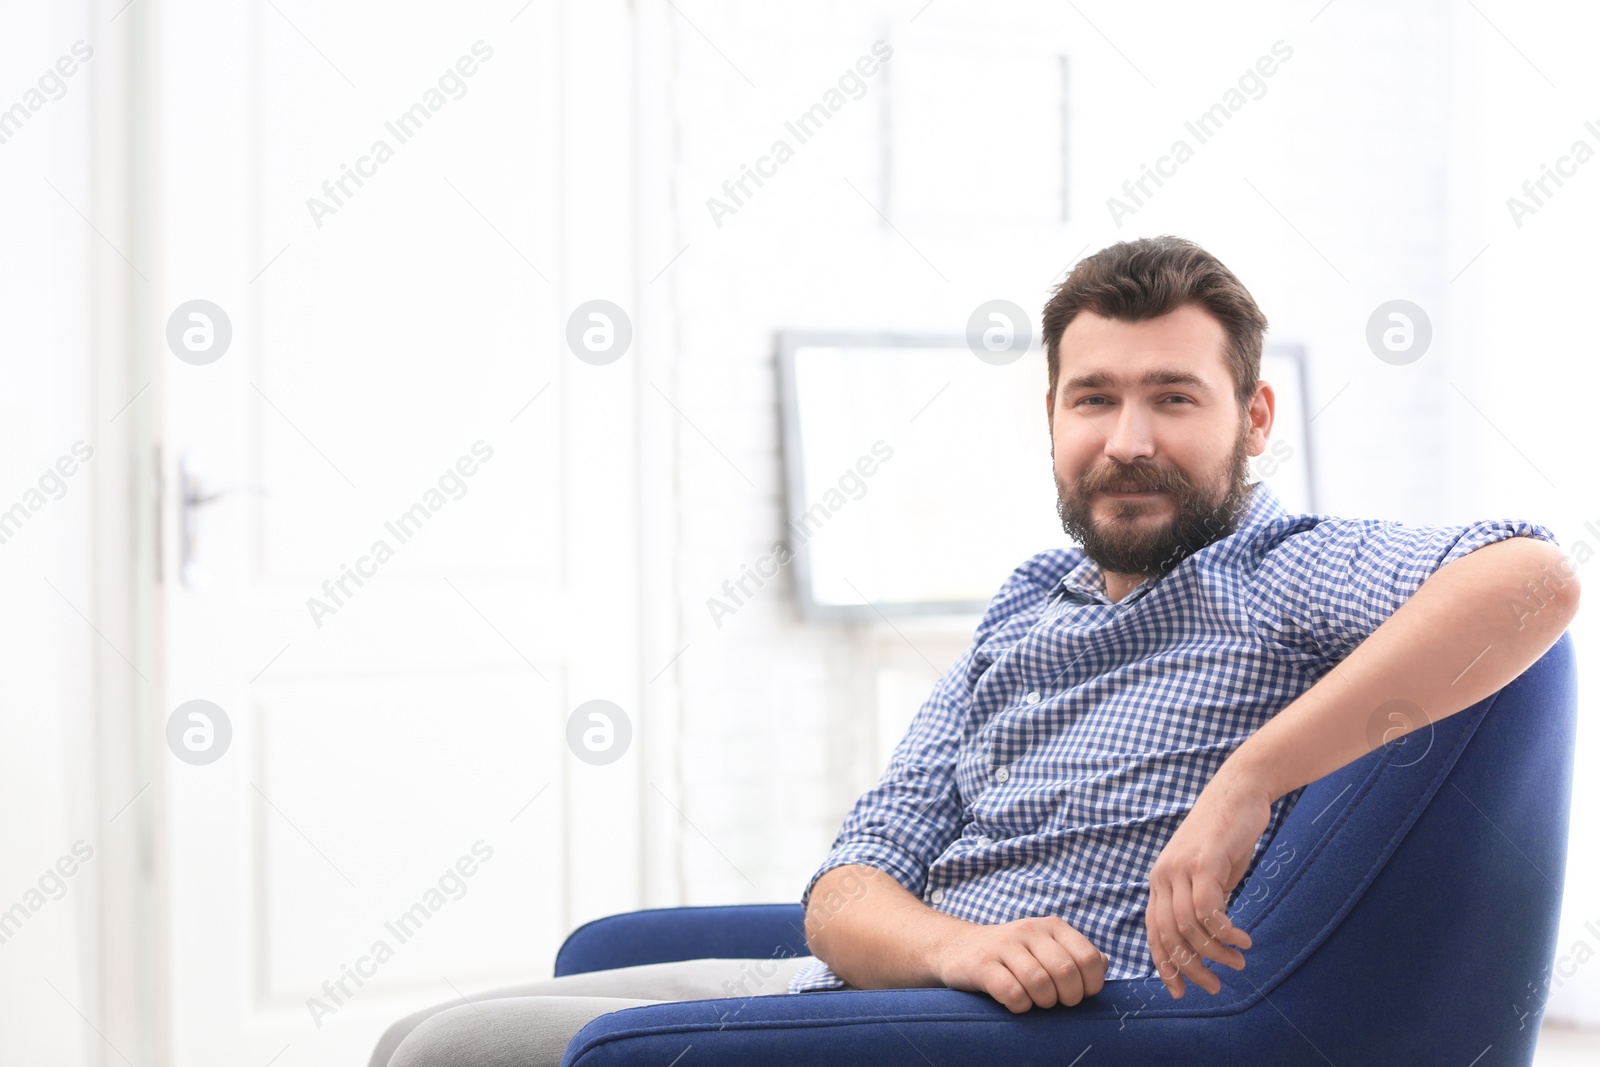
[1514,540,1581,632]
[1560,564,1582,620]
[802,891,828,952]
[803,865,878,952]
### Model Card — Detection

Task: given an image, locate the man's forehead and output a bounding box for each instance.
[1059,366,1218,395]
[1056,308,1231,389]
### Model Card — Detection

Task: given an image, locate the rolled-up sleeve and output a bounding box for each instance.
[1247,515,1562,666]
[799,641,977,910]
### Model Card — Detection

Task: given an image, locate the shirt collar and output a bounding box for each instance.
[1054,480,1290,606]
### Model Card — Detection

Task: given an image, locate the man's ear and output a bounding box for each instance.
[1245,379,1275,456]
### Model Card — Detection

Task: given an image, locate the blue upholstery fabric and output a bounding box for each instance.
[553,904,811,977]
[556,633,1577,1066]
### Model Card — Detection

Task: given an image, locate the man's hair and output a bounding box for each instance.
[1041,235,1268,412]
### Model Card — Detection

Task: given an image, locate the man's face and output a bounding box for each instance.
[1045,303,1273,581]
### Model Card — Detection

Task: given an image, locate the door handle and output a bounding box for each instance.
[180,448,270,588]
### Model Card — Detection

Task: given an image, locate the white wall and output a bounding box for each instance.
[0,2,98,1063]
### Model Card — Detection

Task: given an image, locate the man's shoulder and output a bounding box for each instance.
[1226,504,1564,609]
[1229,511,1342,565]
[1215,481,1355,569]
[1232,507,1555,568]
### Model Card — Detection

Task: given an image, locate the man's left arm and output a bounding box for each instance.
[1145,534,1582,999]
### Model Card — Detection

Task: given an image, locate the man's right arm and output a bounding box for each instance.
[804,864,1110,1012]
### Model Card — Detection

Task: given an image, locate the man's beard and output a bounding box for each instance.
[1054,421,1255,581]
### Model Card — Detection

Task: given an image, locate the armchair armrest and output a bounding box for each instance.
[554,904,809,977]
[561,984,1222,1067]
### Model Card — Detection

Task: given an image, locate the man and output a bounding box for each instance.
[371,236,1578,1065]
[792,234,1578,1009]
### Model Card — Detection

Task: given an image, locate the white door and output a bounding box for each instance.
[153,2,642,1064]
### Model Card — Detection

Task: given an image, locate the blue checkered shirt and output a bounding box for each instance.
[789,479,1559,992]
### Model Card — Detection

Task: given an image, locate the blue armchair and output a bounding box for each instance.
[554,633,1578,1066]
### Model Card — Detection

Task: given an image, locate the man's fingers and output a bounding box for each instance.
[998,944,1071,1010]
[975,958,1033,1014]
[1192,876,1249,970]
[1145,888,1184,999]
[1169,876,1221,995]
[1026,933,1091,1006]
[1148,875,1206,997]
[960,919,1118,1013]
[1048,920,1109,998]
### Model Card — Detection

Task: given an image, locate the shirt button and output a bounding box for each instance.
[976,835,992,846]
[930,887,945,905]
[1025,691,1041,704]
[995,767,1010,782]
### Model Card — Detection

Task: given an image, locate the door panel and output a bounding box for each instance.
[157,2,637,1064]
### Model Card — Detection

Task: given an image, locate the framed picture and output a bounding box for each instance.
[777,331,1315,622]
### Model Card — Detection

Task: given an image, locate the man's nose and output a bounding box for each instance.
[1104,403,1157,464]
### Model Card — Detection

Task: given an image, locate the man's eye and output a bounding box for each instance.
[1073,396,1193,406]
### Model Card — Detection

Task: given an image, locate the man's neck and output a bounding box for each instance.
[1103,571,1148,603]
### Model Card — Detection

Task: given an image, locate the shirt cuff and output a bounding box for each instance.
[798,837,929,913]
[786,956,853,993]
[1438,520,1562,567]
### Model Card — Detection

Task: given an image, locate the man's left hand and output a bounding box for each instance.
[1144,773,1273,998]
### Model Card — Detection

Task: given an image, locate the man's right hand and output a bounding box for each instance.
[803,866,1109,1010]
[932,916,1110,1013]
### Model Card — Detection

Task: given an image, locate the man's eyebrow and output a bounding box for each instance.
[1060,369,1216,394]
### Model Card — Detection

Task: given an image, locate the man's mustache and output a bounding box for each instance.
[1080,465,1189,495]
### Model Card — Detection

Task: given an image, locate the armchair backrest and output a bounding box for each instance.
[1097,630,1579,1062]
